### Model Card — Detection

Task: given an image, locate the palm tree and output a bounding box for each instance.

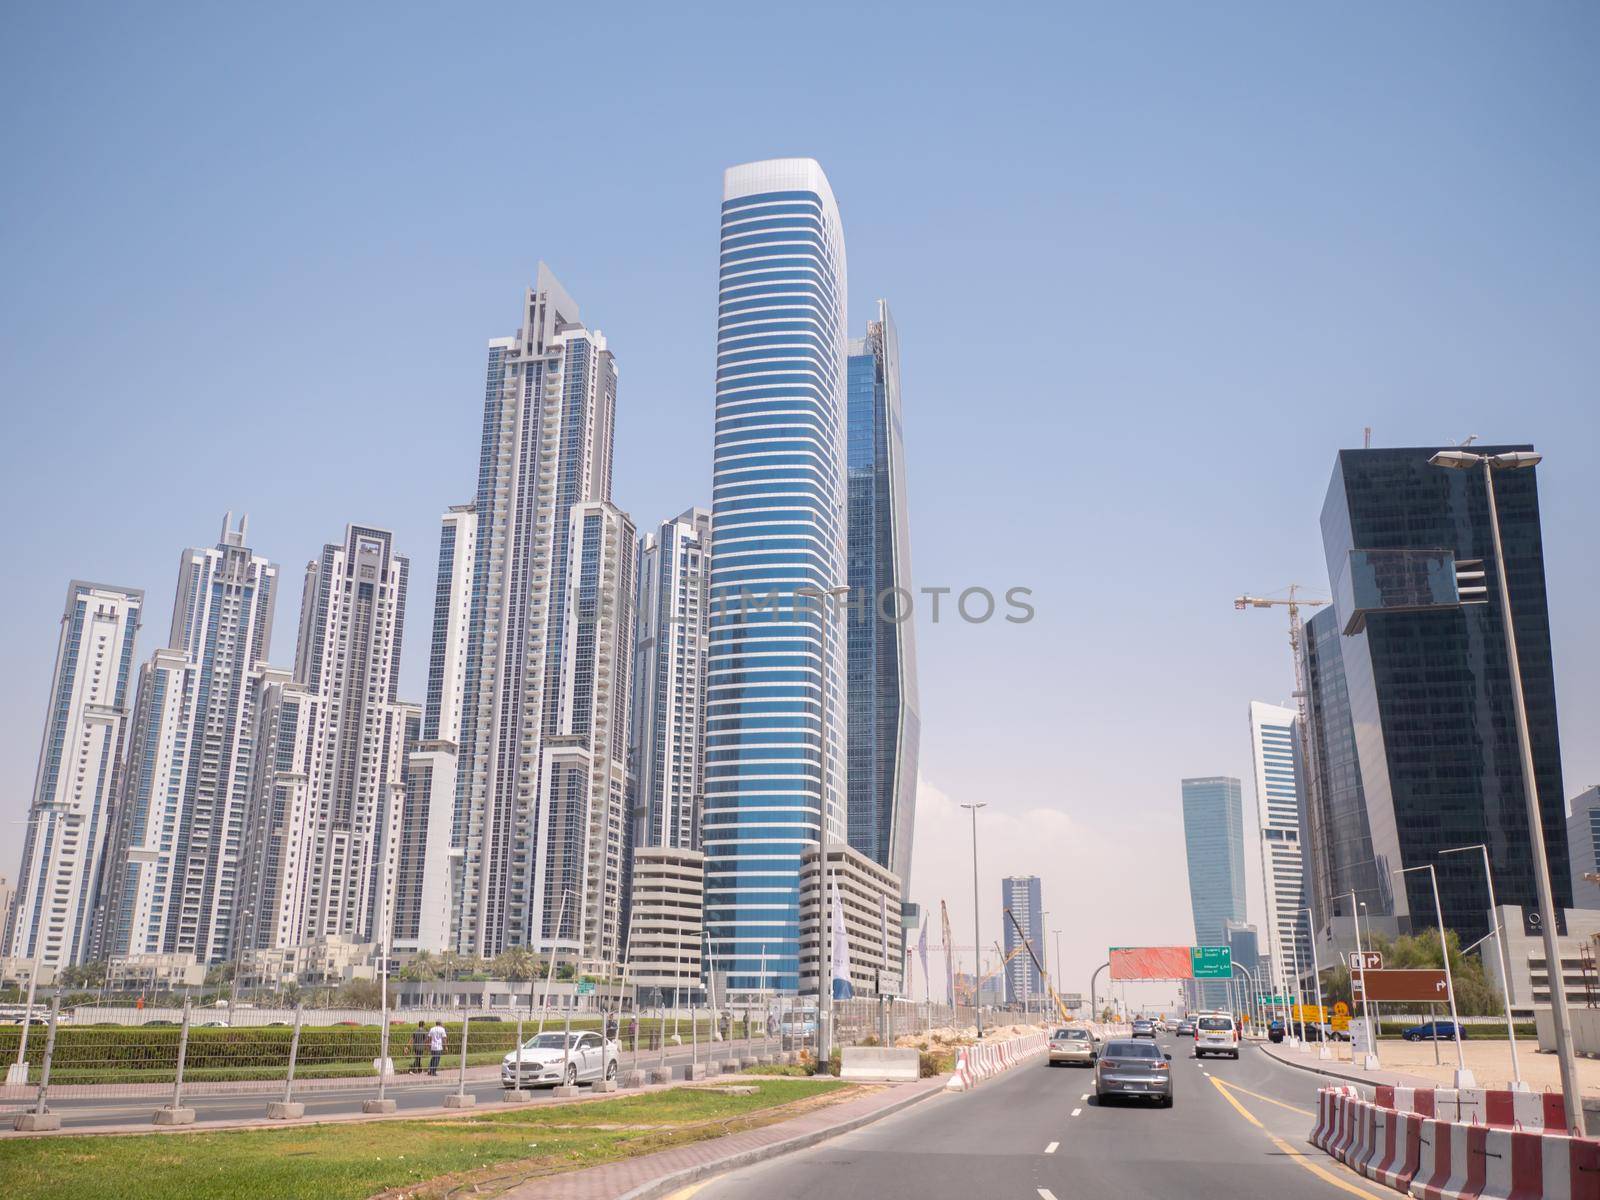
[492,946,539,982]
[399,950,441,982]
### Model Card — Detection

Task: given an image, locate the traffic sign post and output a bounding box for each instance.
[1348,951,1383,972]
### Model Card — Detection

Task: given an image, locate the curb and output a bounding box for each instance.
[614,1082,945,1200]
[1257,1041,1430,1095]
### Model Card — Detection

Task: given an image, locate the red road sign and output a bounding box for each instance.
[1352,969,1448,1002]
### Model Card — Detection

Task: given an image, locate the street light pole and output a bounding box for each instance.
[1303,906,1329,1060]
[1432,448,1576,1128]
[1441,843,1522,1089]
[1394,864,1473,1087]
[960,803,986,1038]
[1348,890,1380,1070]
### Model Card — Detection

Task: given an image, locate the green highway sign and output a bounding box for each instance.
[1258,994,1289,1005]
[577,979,596,995]
[1190,946,1232,979]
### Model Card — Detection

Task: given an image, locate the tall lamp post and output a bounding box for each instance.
[1303,906,1329,1060]
[1393,864,1473,1086]
[1441,844,1523,1089]
[1430,448,1575,1126]
[1347,890,1380,1070]
[960,803,987,1038]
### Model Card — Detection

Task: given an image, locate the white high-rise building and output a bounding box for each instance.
[238,526,416,953]
[10,581,143,968]
[447,266,631,962]
[629,507,711,852]
[100,517,277,965]
[705,158,850,995]
[1249,700,1308,996]
[394,506,477,954]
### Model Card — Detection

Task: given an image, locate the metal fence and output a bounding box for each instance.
[3,989,788,1127]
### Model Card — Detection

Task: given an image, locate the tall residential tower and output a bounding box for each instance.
[9,581,143,968]
[705,158,850,994]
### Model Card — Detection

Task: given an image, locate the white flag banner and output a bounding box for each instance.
[831,877,854,1000]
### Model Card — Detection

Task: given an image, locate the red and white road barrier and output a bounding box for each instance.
[1312,1087,1600,1200]
[1373,1084,1568,1132]
[944,1029,1048,1092]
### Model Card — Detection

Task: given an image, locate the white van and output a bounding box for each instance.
[1194,1011,1239,1059]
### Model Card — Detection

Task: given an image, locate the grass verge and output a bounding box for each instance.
[0,1078,851,1200]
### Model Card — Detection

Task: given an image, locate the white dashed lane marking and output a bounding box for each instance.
[1038,1190,1060,1200]
[1070,1107,1082,1117]
[1044,1141,1059,1154]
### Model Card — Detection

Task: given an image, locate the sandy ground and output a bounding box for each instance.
[1279,1036,1600,1094]
[893,1021,1049,1049]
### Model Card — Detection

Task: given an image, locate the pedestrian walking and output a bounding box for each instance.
[427,1019,447,1075]
[409,1021,427,1073]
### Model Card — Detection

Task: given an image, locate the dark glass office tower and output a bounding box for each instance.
[845,301,920,894]
[1301,606,1386,934]
[1317,445,1569,944]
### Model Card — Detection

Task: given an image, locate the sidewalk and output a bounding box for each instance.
[1259,1039,1432,1095]
[498,1076,947,1200]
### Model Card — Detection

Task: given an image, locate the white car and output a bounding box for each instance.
[502,1030,620,1089]
[1194,1012,1239,1059]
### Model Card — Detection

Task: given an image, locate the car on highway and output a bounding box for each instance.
[502,1030,620,1089]
[1094,1038,1173,1106]
[1047,1027,1099,1066]
[1174,1019,1195,1037]
[1403,1020,1460,1042]
[1194,1012,1239,1058]
[1131,1018,1156,1038]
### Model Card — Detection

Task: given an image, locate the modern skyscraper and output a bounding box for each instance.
[448,267,629,963]
[9,581,143,968]
[1181,776,1247,1008]
[1568,787,1600,910]
[629,508,712,852]
[1314,445,1570,944]
[845,302,919,893]
[394,504,476,954]
[99,517,277,965]
[1248,701,1308,995]
[705,158,849,995]
[1300,605,1382,938]
[238,526,416,953]
[1000,875,1044,1004]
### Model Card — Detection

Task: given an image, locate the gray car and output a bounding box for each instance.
[1094,1038,1173,1107]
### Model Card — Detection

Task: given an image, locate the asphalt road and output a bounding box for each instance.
[26,1036,778,1131]
[679,1035,1390,1200]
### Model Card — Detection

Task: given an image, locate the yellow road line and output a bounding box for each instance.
[662,1184,711,1200]
[1205,1077,1389,1200]
[1211,1076,1315,1117]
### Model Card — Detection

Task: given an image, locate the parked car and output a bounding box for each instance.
[502,1030,620,1089]
[1403,1020,1459,1042]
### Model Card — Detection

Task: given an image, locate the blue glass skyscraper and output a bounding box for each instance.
[705,159,849,994]
[846,302,919,893]
[1181,776,1247,1008]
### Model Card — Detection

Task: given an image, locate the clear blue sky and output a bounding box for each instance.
[3,2,1596,988]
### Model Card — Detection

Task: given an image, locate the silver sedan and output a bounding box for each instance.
[1094,1039,1173,1107]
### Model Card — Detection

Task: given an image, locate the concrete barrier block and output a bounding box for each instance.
[647,1068,673,1084]
[361,1098,397,1114]
[443,1093,476,1108]
[684,1063,710,1080]
[840,1046,921,1083]
[13,1112,61,1132]
[740,1056,760,1070]
[720,1059,742,1074]
[153,1106,197,1125]
[500,1089,532,1103]
[590,1079,619,1093]
[551,1085,581,1098]
[619,1070,647,1089]
[266,1101,305,1120]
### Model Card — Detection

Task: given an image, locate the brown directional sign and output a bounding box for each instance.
[1351,969,1448,1002]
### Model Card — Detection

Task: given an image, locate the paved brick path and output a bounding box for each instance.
[499,1076,946,1199]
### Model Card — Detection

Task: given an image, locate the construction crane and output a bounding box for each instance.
[1003,907,1075,1023]
[1235,585,1329,994]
